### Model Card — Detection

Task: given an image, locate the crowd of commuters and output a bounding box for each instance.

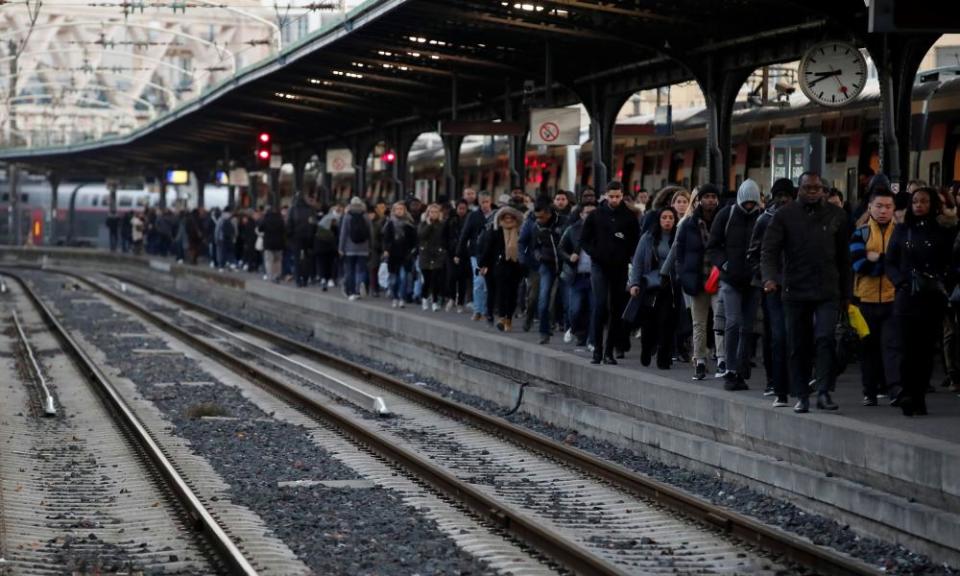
[113,174,960,417]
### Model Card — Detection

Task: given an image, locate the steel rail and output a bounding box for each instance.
[10,308,57,416]
[71,272,633,576]
[104,270,883,576]
[0,270,259,576]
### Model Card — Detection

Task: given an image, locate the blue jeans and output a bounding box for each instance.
[344,255,368,296]
[720,281,761,378]
[217,240,234,268]
[389,266,408,300]
[538,264,558,335]
[784,299,839,398]
[762,291,788,397]
[568,273,593,344]
[470,256,487,316]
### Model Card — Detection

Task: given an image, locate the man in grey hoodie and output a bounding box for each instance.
[707,179,762,391]
[339,196,373,300]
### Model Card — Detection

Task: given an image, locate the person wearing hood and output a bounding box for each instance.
[382,201,417,307]
[761,172,850,413]
[707,179,763,391]
[581,181,641,364]
[748,178,795,406]
[675,183,722,380]
[479,206,525,331]
[887,187,953,415]
[339,196,373,300]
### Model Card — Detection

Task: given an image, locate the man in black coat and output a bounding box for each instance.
[761,171,850,413]
[581,181,641,364]
[456,192,497,321]
[707,179,762,391]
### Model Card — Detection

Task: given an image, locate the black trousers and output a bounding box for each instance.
[494,261,524,319]
[641,288,677,368]
[590,264,629,357]
[898,294,945,410]
[295,243,314,286]
[446,257,471,306]
[859,302,900,398]
[421,268,444,302]
[783,299,838,398]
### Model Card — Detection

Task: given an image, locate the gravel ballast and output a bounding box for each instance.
[28,272,495,576]
[166,280,956,576]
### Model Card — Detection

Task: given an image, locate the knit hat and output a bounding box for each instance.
[349,196,365,207]
[770,178,796,200]
[737,179,761,209]
[697,183,720,200]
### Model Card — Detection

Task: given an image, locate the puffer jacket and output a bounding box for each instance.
[418,220,447,271]
[674,206,714,296]
[707,204,760,289]
[558,218,586,281]
[886,215,952,304]
[382,216,417,273]
[761,200,851,302]
[532,212,563,273]
[581,201,641,272]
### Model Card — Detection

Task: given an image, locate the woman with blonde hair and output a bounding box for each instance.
[479,206,525,331]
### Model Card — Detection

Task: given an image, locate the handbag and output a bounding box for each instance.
[704,265,721,294]
[254,233,264,252]
[643,270,662,291]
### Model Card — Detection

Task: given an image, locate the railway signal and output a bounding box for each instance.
[255,132,272,164]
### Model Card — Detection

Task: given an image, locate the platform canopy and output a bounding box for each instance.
[0,0,872,173]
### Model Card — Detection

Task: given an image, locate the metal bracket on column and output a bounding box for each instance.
[443,134,464,200]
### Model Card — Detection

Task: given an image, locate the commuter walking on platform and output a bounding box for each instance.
[382,201,417,307]
[581,181,641,365]
[339,196,372,300]
[106,210,120,252]
[629,207,680,369]
[258,205,286,282]
[479,206,525,331]
[849,187,900,406]
[747,178,795,406]
[316,205,341,289]
[559,201,596,348]
[675,184,721,380]
[457,192,496,321]
[707,179,763,391]
[886,187,953,416]
[531,198,564,344]
[418,203,447,311]
[761,172,849,413]
[444,200,471,312]
[288,194,317,288]
[131,211,144,255]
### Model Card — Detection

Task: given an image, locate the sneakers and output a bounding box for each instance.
[794,398,810,413]
[816,393,839,411]
[763,386,776,397]
[432,301,441,312]
[326,279,336,288]
[422,298,429,310]
[693,362,706,381]
[348,294,360,301]
[772,396,790,408]
[391,299,399,308]
[445,300,454,312]
[456,306,464,314]
[563,328,574,343]
[398,300,406,308]
[863,396,878,407]
[471,312,482,321]
[359,283,367,297]
[723,372,749,391]
[714,360,727,378]
[587,343,595,353]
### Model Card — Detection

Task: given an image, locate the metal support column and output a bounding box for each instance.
[696,63,752,190]
[157,171,168,209]
[107,179,118,213]
[227,185,236,209]
[504,81,527,191]
[352,139,371,199]
[195,172,206,209]
[585,83,619,196]
[443,135,464,200]
[9,164,20,245]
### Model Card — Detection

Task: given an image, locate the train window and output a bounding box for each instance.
[1,193,7,202]
[641,156,655,175]
[835,138,848,163]
[825,140,836,164]
[747,146,764,169]
[930,162,941,188]
[21,193,28,203]
[91,196,99,206]
[118,196,132,207]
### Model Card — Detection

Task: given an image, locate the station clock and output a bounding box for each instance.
[797,41,868,107]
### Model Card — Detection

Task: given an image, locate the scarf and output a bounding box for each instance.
[502,222,519,262]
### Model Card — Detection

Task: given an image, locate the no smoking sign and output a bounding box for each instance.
[538,121,560,143]
[530,108,580,145]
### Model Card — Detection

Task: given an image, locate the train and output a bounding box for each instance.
[0,174,232,247]
[347,70,960,203]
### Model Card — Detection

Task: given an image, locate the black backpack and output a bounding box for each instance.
[348,212,369,244]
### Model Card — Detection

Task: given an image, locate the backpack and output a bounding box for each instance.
[348,212,369,244]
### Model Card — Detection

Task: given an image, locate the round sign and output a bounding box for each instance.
[538,121,560,143]
[332,156,346,171]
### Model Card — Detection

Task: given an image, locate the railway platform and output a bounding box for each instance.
[3,246,960,567]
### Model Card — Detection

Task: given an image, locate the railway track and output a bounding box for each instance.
[72,268,884,576]
[0,271,257,575]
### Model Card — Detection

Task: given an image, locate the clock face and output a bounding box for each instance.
[798,41,867,107]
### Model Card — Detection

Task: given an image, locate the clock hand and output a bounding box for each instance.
[807,70,841,87]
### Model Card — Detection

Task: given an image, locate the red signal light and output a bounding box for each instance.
[258,132,271,144]
[257,149,271,161]
[382,150,396,163]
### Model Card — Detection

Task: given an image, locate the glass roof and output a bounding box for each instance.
[0,0,363,151]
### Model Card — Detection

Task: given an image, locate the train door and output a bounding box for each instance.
[945,122,960,186]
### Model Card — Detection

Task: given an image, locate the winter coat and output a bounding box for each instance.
[382,217,417,273]
[760,200,850,302]
[518,212,538,270]
[674,206,714,296]
[418,220,447,271]
[558,218,587,281]
[287,197,316,244]
[581,201,641,273]
[849,218,896,304]
[747,205,780,288]
[259,211,286,252]
[338,205,371,256]
[707,204,760,290]
[629,230,678,306]
[886,215,952,314]
[457,207,495,259]
[532,213,563,273]
[443,213,464,258]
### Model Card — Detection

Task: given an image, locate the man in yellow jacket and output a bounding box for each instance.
[849,187,899,406]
